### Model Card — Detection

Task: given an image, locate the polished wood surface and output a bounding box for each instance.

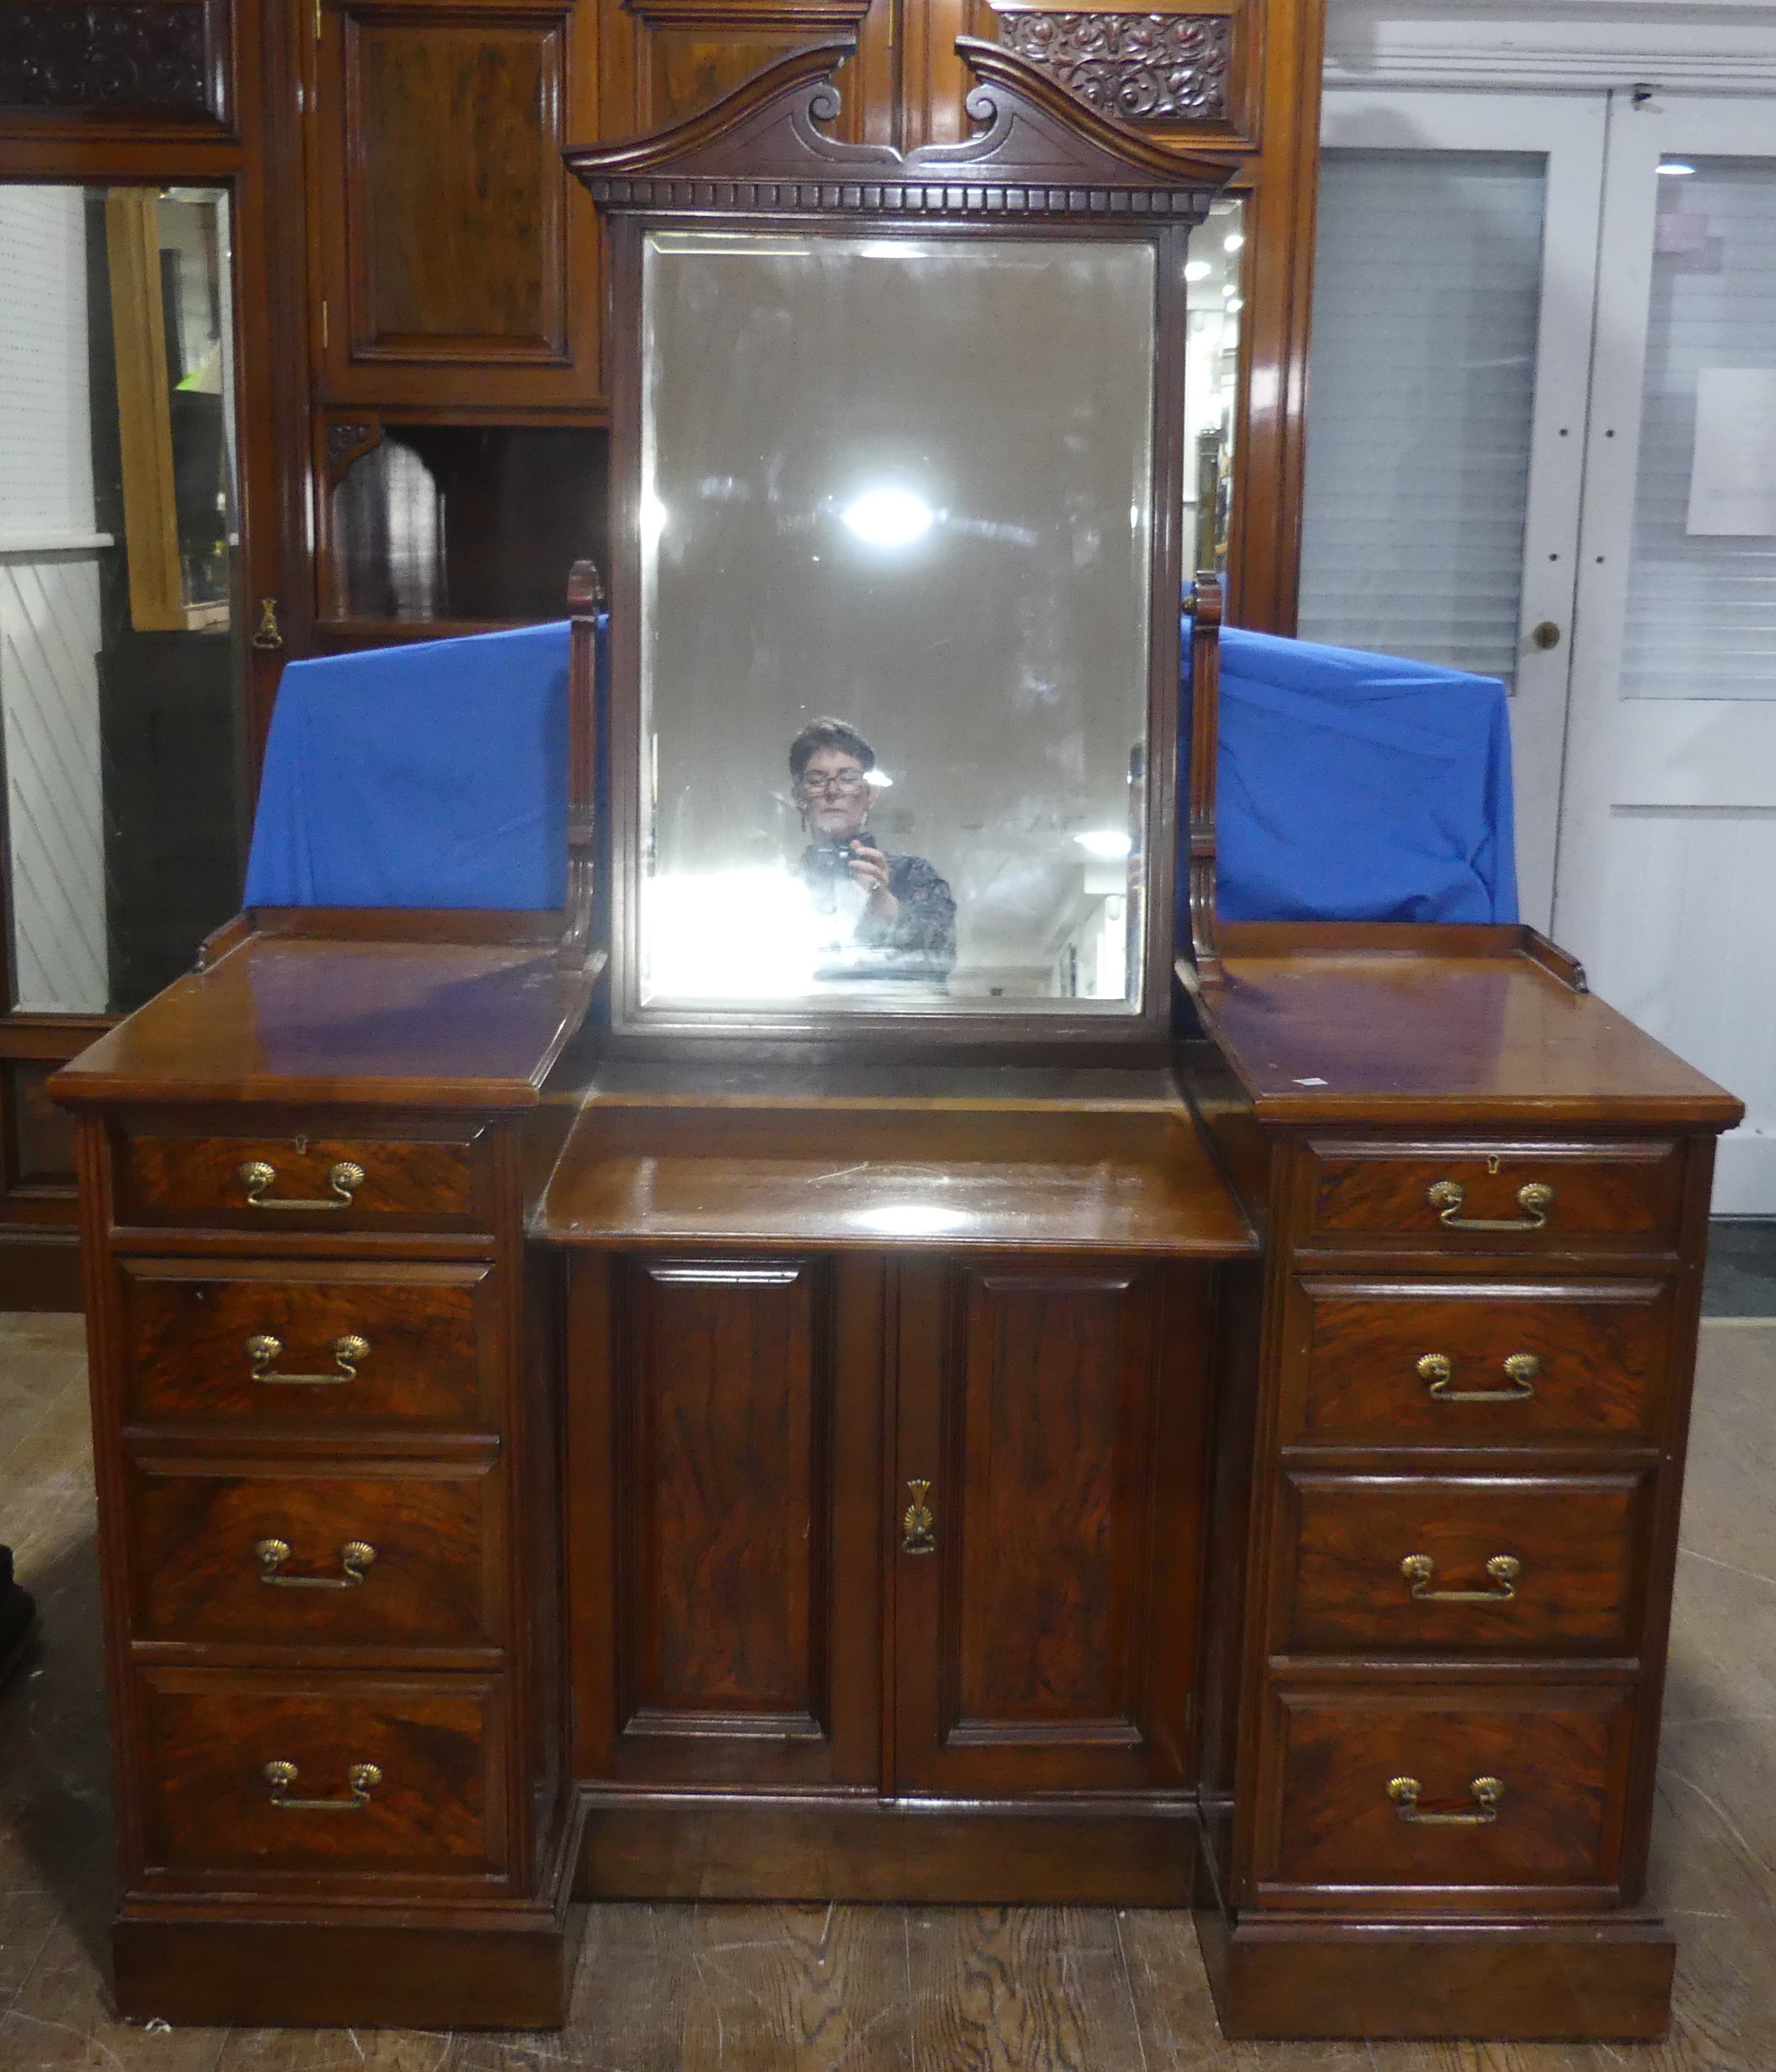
[1196,932,1742,1125]
[541,1101,1257,1256]
[52,937,595,1110]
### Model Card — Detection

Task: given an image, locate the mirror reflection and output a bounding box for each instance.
[638,230,1157,1013]
[0,183,243,1014]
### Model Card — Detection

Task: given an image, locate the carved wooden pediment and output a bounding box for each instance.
[566,36,1232,220]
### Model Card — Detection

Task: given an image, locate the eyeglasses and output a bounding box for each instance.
[797,769,869,796]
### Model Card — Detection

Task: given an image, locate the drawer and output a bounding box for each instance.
[1283,1278,1675,1444]
[1303,1139,1683,1253]
[1280,1472,1648,1657]
[118,1260,495,1428]
[136,1669,504,1878]
[126,1457,500,1647]
[1260,1686,1633,1901]
[112,1124,490,1233]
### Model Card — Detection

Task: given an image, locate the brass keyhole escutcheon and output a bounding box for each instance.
[902,1479,936,1555]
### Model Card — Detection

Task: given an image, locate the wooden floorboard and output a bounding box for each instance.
[0,1314,1772,2070]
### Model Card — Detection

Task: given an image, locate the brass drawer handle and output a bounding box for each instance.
[902,1479,936,1555]
[238,1159,366,1210]
[1427,1179,1554,1232]
[263,1759,382,1811]
[1400,1553,1520,1602]
[1388,1774,1504,1826]
[255,1537,377,1589]
[1419,1351,1539,1403]
[247,1332,370,1385]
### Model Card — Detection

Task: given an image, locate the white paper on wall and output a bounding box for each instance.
[1688,367,1776,536]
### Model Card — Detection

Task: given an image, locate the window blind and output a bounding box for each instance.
[1297,150,1546,687]
[1623,158,1776,701]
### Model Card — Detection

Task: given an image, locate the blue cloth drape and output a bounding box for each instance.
[243,618,1517,926]
[1213,625,1518,925]
[243,622,575,910]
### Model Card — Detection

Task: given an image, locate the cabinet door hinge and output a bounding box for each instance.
[321,300,329,350]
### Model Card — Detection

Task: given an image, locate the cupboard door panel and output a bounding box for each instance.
[313,2,602,405]
[570,1253,882,1787]
[895,1257,1208,1796]
[633,1259,818,1717]
[344,11,563,362]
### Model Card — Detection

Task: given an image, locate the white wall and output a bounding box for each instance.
[0,185,109,1014]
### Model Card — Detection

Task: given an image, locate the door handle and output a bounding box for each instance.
[1530,621,1562,650]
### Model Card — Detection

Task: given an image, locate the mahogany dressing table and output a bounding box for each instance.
[51,43,1740,2043]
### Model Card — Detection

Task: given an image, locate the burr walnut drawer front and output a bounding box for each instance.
[1280,1471,1650,1657]
[117,1260,496,1428]
[125,1456,500,1648]
[135,1670,504,1879]
[1303,1139,1683,1254]
[111,1125,490,1233]
[1260,1686,1634,1903]
[1283,1277,1676,1445]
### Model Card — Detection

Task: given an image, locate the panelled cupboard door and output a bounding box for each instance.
[893,1256,1210,1796]
[309,0,603,406]
[567,1252,883,1788]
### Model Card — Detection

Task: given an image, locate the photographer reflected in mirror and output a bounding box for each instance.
[791,720,955,984]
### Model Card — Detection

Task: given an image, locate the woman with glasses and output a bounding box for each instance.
[789,718,955,983]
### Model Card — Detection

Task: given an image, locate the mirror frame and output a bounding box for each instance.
[568,39,1230,1048]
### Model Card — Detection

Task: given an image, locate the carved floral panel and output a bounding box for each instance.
[996,11,1231,125]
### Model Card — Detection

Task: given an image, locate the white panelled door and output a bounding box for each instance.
[1556,93,1776,1214]
[1301,93,1608,928]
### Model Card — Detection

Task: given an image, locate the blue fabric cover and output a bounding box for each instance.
[242,618,1517,926]
[1214,625,1518,926]
[243,622,572,910]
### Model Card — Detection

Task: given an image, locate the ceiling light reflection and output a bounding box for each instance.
[1074,831,1132,860]
[847,1203,972,1237]
[841,487,935,548]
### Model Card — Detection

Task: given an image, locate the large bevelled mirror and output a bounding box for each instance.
[570,37,1230,1042]
[638,228,1158,1014]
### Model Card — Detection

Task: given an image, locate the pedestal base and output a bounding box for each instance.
[1196,1908,1675,2041]
[577,1791,1197,1906]
[113,1902,584,2030]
